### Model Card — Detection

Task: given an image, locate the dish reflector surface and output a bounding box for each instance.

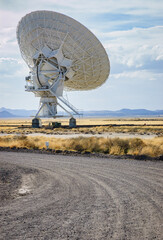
[17,10,110,91]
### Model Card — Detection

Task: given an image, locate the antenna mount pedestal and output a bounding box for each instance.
[25,45,80,119]
[32,118,42,128]
[17,10,110,123]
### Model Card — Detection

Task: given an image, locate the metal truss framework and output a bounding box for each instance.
[17,10,110,118]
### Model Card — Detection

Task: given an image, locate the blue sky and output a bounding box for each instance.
[0,0,163,110]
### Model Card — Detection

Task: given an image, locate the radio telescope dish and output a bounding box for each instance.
[17,10,110,118]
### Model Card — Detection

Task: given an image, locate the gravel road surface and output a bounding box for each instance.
[0,132,157,139]
[0,151,163,240]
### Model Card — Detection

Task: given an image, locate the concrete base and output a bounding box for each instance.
[32,118,42,128]
[69,117,76,128]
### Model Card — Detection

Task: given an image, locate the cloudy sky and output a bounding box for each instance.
[0,0,163,111]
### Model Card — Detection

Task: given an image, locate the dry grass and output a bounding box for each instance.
[0,118,163,135]
[0,135,162,158]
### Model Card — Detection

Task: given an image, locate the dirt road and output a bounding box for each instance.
[0,152,162,240]
[0,132,157,139]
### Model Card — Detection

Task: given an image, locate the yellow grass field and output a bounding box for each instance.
[0,117,163,135]
[0,135,163,157]
[0,118,163,157]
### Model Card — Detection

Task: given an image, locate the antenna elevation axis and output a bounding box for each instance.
[17,10,110,118]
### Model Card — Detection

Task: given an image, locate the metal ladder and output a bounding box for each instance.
[57,96,80,115]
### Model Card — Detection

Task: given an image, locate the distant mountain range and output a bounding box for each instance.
[0,107,36,117]
[0,110,17,118]
[82,109,163,117]
[0,107,163,118]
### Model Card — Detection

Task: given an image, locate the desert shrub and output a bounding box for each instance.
[87,137,102,152]
[18,138,38,149]
[0,135,163,157]
[97,138,111,153]
[68,138,84,152]
[64,137,101,152]
[0,135,38,149]
[0,136,12,143]
[140,145,161,157]
[128,138,145,155]
[141,137,163,157]
[109,138,129,155]
[13,134,27,141]
[62,137,130,154]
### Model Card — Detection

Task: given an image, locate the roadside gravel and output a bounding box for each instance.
[0,151,162,240]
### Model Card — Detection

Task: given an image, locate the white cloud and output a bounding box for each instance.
[1,0,163,17]
[0,27,20,59]
[41,0,163,16]
[111,70,163,81]
[0,57,28,78]
[0,10,24,28]
[101,26,163,71]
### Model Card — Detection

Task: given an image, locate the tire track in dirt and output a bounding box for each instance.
[85,171,162,240]
[0,151,162,240]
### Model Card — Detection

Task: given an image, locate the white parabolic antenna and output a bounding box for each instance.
[17,10,110,118]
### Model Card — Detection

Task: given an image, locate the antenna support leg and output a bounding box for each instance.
[32,118,42,128]
[69,117,76,128]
